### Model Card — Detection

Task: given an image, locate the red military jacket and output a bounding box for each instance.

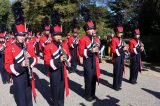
[39,35,43,51]
[30,36,37,48]
[32,36,37,42]
[78,35,100,81]
[79,35,100,58]
[129,38,143,72]
[68,35,79,49]
[26,38,37,55]
[44,40,71,97]
[129,38,142,56]
[39,34,52,52]
[26,37,37,51]
[68,35,80,63]
[111,36,124,59]
[5,41,38,76]
[5,37,15,47]
[63,37,70,46]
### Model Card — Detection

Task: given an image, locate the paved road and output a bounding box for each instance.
[0,57,160,106]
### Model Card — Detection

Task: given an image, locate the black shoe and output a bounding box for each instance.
[129,80,137,84]
[92,95,97,100]
[113,86,121,91]
[85,97,94,102]
[131,82,137,84]
[115,88,121,91]
[3,82,7,84]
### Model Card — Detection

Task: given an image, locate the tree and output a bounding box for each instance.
[22,0,51,31]
[139,0,160,35]
[0,0,110,37]
[107,0,142,37]
[0,0,13,31]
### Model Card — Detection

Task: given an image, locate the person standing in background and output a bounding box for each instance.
[108,33,115,60]
[99,35,108,63]
[111,26,128,91]
[68,19,79,73]
[0,27,11,84]
[129,28,144,84]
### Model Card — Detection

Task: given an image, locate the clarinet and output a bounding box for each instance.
[72,36,78,45]
[23,43,37,103]
[90,34,100,53]
[90,34,100,68]
[23,44,32,82]
[58,39,70,68]
[140,41,147,58]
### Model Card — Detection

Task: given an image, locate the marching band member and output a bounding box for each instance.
[111,26,127,91]
[5,2,37,106]
[79,20,100,101]
[39,17,52,54]
[68,19,80,73]
[0,26,10,84]
[129,28,144,84]
[44,10,71,106]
